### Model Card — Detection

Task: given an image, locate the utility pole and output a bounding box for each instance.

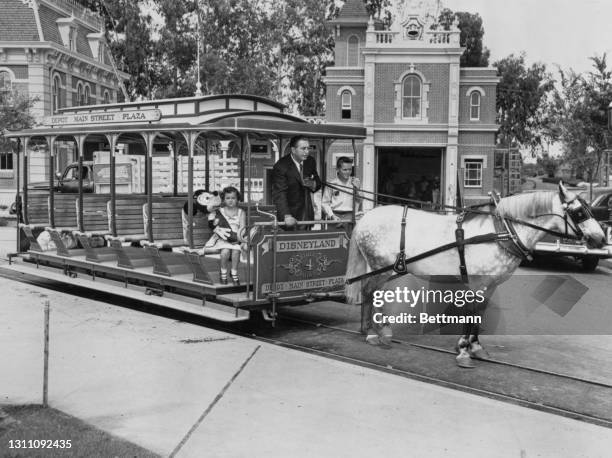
[194,1,202,97]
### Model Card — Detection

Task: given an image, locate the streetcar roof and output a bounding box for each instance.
[5,94,366,140]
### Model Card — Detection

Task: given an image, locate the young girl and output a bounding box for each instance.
[207,186,245,285]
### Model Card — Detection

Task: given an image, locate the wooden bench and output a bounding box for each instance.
[108,197,149,242]
[144,199,186,247]
[153,204,276,281]
[78,194,111,235]
[51,194,78,231]
[24,193,50,227]
[105,197,151,268]
[72,195,115,263]
[20,193,51,252]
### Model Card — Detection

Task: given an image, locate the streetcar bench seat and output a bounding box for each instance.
[77,195,111,236]
[45,227,86,257]
[50,194,78,232]
[18,223,45,252]
[183,211,215,248]
[142,242,193,277]
[181,248,215,284]
[108,238,154,269]
[108,198,149,242]
[24,193,50,228]
[144,200,188,248]
[73,231,116,263]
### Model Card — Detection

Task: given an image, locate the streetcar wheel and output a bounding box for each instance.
[581,256,599,272]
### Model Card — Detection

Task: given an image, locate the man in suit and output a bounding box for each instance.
[272,136,321,229]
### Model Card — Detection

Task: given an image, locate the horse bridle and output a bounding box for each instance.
[562,195,594,239]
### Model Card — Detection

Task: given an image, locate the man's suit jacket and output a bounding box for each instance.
[271,154,321,221]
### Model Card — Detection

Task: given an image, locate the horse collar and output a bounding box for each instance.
[455,212,469,283]
[392,206,409,274]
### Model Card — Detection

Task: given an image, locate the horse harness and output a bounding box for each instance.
[345,193,590,286]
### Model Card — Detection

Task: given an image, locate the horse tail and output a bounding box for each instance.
[345,231,368,305]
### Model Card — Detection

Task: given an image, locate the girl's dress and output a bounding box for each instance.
[205,207,244,251]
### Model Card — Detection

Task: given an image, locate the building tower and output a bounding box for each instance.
[325,0,499,208]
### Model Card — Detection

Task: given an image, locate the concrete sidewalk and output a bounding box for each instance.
[1,273,611,458]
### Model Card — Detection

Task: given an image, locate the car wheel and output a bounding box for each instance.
[581,256,599,272]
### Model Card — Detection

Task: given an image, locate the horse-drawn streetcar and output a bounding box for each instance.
[5,94,365,323]
[5,94,610,369]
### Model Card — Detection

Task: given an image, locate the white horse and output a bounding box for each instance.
[345,183,607,367]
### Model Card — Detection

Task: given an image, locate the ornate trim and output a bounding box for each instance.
[336,85,356,96]
[393,65,430,123]
[465,86,485,97]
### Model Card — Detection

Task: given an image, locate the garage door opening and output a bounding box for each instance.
[377,147,443,206]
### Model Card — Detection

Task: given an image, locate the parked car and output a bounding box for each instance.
[28,162,95,193]
[532,187,612,271]
[578,187,612,223]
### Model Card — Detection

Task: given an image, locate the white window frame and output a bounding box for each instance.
[84,84,91,105]
[402,74,422,119]
[76,82,84,106]
[463,158,484,188]
[394,68,430,124]
[52,74,62,113]
[0,152,14,171]
[469,92,481,120]
[341,90,352,119]
[466,87,485,122]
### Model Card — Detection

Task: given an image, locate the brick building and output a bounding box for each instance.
[324,0,500,208]
[0,0,127,205]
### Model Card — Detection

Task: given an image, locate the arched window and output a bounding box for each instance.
[402,75,421,118]
[341,90,352,119]
[52,75,62,113]
[0,71,12,103]
[103,90,110,104]
[470,91,481,120]
[76,83,84,106]
[84,85,91,105]
[347,36,359,66]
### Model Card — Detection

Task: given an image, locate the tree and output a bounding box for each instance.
[272,0,338,115]
[0,91,38,142]
[438,8,490,67]
[154,0,198,98]
[547,54,612,185]
[494,53,554,149]
[83,0,157,99]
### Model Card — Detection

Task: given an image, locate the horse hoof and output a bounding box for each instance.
[365,334,392,349]
[469,347,490,360]
[379,335,393,347]
[456,354,476,368]
[366,334,381,346]
[468,343,490,360]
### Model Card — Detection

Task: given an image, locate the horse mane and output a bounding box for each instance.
[496,191,556,220]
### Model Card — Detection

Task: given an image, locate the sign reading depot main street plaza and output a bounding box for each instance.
[43,109,162,126]
[254,231,350,301]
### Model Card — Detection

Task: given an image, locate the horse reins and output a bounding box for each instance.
[323,180,585,241]
[335,181,593,286]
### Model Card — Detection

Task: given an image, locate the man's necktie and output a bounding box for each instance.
[299,162,303,180]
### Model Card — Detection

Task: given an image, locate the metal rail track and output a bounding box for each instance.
[1,263,611,429]
[282,315,612,390]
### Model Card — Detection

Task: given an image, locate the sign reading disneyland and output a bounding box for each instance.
[43,109,162,127]
[254,231,350,301]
